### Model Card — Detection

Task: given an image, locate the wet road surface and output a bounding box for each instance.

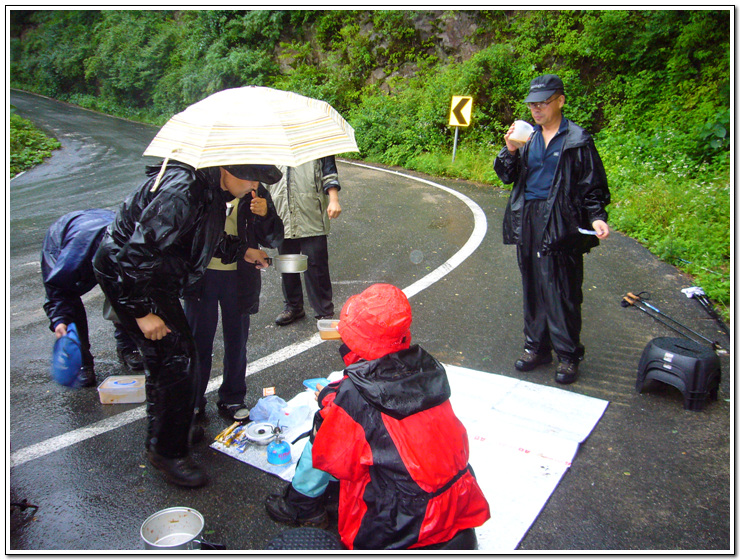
[8,90,731,551]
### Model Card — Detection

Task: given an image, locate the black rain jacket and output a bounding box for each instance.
[494,120,610,255]
[93,162,273,318]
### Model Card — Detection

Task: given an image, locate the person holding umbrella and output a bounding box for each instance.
[106,85,357,487]
[494,74,610,384]
[183,184,284,423]
[93,161,282,488]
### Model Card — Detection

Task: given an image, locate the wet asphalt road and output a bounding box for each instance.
[8,89,732,552]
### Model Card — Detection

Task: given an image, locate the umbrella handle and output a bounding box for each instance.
[150,156,171,193]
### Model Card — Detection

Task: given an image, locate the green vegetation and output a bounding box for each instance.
[9,9,730,315]
[9,108,61,177]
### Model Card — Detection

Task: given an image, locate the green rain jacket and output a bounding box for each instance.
[266,156,341,239]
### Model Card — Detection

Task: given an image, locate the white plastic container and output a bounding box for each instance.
[317,319,341,340]
[98,375,146,404]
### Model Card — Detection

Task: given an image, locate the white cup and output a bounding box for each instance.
[509,120,534,147]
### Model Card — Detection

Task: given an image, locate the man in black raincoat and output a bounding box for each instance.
[93,161,282,488]
[494,74,610,385]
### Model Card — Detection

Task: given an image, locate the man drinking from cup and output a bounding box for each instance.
[494,74,611,384]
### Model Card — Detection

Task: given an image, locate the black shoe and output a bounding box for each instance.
[79,365,97,387]
[265,485,329,529]
[315,313,335,320]
[555,361,579,384]
[117,348,145,371]
[217,402,250,422]
[146,450,208,488]
[275,308,306,326]
[514,350,553,372]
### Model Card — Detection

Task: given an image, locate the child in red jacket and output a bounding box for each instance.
[265,284,490,549]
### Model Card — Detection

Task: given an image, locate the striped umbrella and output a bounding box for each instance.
[143,86,358,168]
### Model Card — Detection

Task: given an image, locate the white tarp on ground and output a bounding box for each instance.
[212,364,609,551]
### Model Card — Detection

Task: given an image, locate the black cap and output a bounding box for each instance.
[222,164,283,184]
[523,74,564,103]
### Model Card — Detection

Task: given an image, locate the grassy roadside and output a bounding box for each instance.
[9,107,61,178]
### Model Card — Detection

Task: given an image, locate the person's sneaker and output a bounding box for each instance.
[555,360,579,384]
[146,450,208,488]
[117,348,145,371]
[265,484,329,529]
[315,313,335,320]
[79,365,97,388]
[514,350,553,372]
[275,308,306,326]
[217,402,250,422]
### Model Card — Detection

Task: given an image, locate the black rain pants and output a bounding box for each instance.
[517,199,585,363]
[96,277,198,459]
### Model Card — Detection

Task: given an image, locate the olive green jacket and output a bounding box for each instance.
[265,156,341,239]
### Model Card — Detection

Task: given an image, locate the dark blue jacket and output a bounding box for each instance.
[41,209,115,331]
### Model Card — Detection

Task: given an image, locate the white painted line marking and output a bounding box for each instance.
[10,162,487,469]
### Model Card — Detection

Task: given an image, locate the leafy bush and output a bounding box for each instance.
[9,109,61,177]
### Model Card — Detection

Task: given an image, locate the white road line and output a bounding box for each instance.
[343,161,488,299]
[10,162,488,469]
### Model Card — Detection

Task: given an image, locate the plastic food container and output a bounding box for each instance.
[317,319,341,340]
[98,375,146,404]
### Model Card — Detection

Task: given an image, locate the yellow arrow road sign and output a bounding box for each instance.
[449,96,473,127]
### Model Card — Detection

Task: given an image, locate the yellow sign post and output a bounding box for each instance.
[449,96,473,162]
[449,96,473,127]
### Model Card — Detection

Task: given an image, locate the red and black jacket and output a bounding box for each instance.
[312,345,491,550]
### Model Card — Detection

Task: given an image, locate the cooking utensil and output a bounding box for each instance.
[140,507,205,550]
[266,254,308,273]
[244,421,278,446]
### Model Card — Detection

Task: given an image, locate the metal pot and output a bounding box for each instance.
[267,254,308,273]
[140,507,204,550]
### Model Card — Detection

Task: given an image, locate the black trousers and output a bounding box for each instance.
[97,278,198,459]
[184,269,250,409]
[517,199,585,363]
[279,235,334,317]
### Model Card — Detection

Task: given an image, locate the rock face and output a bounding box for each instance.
[277,10,490,92]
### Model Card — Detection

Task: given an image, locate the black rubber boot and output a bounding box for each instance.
[146,450,208,488]
[265,484,328,528]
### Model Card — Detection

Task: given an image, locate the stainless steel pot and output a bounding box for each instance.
[267,254,308,273]
[140,507,204,550]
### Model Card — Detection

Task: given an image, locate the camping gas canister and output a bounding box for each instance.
[266,432,291,465]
